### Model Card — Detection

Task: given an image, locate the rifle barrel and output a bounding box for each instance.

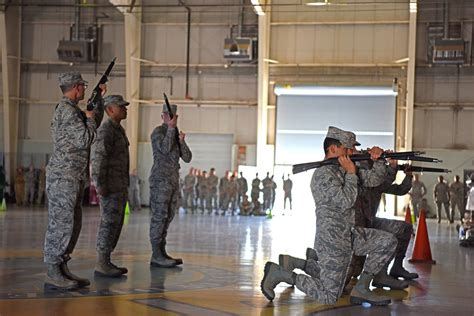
[292,151,439,174]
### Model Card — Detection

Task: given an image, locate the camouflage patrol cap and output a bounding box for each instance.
[347,131,361,148]
[326,126,355,149]
[104,95,130,107]
[58,72,88,86]
[162,103,178,116]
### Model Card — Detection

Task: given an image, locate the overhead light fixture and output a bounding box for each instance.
[274,85,398,96]
[263,58,279,64]
[305,0,330,6]
[251,0,265,15]
[394,57,409,64]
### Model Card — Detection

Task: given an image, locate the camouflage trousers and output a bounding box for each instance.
[295,227,396,304]
[96,191,127,254]
[37,182,46,205]
[436,201,450,220]
[199,192,208,211]
[44,178,85,264]
[262,191,272,210]
[15,183,24,205]
[284,192,292,209]
[346,218,412,281]
[451,198,465,221]
[149,180,179,255]
[128,188,141,211]
[183,190,195,210]
[26,183,35,204]
[208,191,218,210]
[219,192,227,210]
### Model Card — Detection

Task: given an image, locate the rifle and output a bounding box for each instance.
[398,165,451,173]
[163,93,182,157]
[292,151,440,174]
[86,57,116,111]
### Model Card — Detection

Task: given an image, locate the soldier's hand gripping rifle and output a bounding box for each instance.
[292,151,441,174]
[86,57,116,111]
[163,93,182,157]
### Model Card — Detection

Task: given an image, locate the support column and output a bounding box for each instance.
[123,4,141,172]
[1,6,22,192]
[256,4,271,171]
[405,0,417,151]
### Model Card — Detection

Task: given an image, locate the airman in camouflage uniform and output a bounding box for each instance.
[251,173,261,205]
[36,165,46,205]
[207,168,219,213]
[129,169,141,212]
[14,167,25,206]
[262,173,273,211]
[194,169,201,207]
[149,103,192,268]
[227,174,239,215]
[25,164,36,205]
[271,175,277,209]
[450,175,465,222]
[434,175,450,223]
[283,174,293,210]
[183,168,196,213]
[219,171,230,214]
[237,172,248,204]
[240,194,253,216]
[409,174,427,219]
[344,140,417,292]
[261,126,396,306]
[198,170,209,213]
[44,72,106,290]
[91,95,130,278]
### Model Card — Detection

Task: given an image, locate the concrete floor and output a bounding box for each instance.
[0,205,473,315]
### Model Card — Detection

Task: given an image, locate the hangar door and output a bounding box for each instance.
[138,133,234,205]
[273,85,397,216]
[275,85,397,165]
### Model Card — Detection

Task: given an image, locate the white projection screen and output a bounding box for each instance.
[274,86,397,166]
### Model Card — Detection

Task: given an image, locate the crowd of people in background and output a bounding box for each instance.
[179,167,293,216]
[409,173,474,224]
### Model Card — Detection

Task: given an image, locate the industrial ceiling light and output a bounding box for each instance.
[263,58,279,64]
[251,0,265,15]
[274,85,398,96]
[305,0,331,6]
[394,57,409,64]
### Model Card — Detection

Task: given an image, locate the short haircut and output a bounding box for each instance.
[323,137,342,154]
[60,84,74,94]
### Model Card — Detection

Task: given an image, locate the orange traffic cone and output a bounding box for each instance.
[409,209,436,264]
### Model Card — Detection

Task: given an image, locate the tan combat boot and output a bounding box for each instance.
[150,248,178,268]
[44,264,79,290]
[350,272,392,306]
[161,240,183,265]
[60,259,90,287]
[260,262,296,301]
[372,272,409,290]
[94,253,123,277]
[278,254,306,272]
